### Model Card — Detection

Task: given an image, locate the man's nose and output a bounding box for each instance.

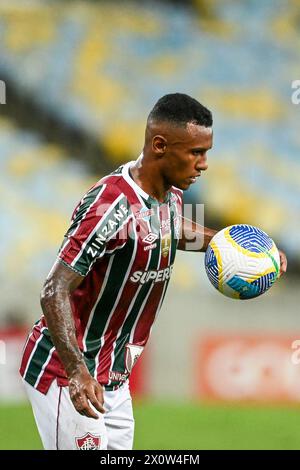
[196,155,208,171]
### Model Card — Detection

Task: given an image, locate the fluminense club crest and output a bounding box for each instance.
[125,343,144,373]
[75,433,101,450]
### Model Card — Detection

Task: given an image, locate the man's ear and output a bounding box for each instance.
[152,135,167,155]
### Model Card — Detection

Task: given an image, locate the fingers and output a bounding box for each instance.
[70,380,105,419]
[72,393,99,420]
[279,250,288,277]
[88,395,105,415]
[93,384,105,414]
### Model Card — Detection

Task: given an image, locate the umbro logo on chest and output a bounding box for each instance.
[142,233,158,251]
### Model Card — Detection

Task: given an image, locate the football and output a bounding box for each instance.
[205,224,280,299]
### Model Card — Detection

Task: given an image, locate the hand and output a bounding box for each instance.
[69,366,105,419]
[278,249,287,277]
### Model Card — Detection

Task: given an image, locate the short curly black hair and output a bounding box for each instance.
[148,93,212,128]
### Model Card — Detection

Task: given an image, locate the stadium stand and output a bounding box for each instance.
[0,0,299,268]
[0,115,96,324]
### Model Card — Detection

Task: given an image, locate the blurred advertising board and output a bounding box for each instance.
[196,334,300,402]
[0,327,27,401]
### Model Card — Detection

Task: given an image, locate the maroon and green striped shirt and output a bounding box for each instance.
[20,161,183,392]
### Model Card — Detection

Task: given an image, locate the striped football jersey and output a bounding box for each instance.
[20,161,183,392]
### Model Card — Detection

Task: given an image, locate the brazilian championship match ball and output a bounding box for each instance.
[204,224,280,299]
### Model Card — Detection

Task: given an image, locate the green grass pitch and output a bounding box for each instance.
[1,400,300,450]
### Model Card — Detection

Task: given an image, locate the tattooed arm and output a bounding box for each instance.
[40,260,104,419]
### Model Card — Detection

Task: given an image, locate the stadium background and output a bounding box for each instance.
[0,0,300,449]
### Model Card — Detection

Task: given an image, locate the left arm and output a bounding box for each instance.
[177,216,288,276]
[177,216,217,252]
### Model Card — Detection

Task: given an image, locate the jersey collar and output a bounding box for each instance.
[122,159,172,205]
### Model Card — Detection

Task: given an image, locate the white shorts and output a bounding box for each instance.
[23,380,134,450]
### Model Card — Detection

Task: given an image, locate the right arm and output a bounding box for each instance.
[40,259,104,419]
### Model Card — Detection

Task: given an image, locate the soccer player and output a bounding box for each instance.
[20,93,287,450]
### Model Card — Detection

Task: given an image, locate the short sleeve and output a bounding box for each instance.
[58,183,131,276]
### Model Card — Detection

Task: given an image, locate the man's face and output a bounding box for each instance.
[156,122,213,191]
